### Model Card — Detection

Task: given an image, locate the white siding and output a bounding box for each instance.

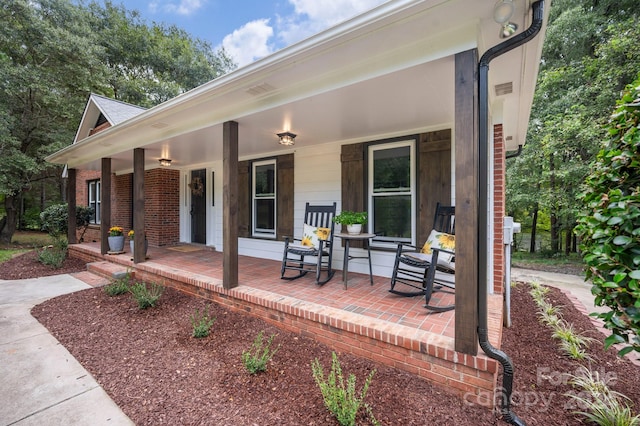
[181,142,407,278]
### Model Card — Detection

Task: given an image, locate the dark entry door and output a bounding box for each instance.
[190,169,206,244]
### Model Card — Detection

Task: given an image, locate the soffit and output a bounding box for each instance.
[49,0,548,171]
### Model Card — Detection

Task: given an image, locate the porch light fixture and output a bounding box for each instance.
[159,158,172,167]
[493,0,518,38]
[277,131,296,146]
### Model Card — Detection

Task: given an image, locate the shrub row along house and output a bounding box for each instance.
[47,0,550,416]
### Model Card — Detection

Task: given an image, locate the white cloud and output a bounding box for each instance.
[221,19,275,67]
[278,0,387,45]
[158,0,205,16]
[220,0,386,67]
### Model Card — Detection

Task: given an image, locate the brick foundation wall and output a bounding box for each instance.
[135,268,499,406]
[493,124,505,294]
[71,244,503,408]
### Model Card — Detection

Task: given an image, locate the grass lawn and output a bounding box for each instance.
[0,231,54,262]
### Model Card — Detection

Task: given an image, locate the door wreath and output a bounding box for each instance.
[189,177,204,197]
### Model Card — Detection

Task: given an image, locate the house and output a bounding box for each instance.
[47,0,550,412]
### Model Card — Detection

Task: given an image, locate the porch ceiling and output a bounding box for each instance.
[47,0,548,173]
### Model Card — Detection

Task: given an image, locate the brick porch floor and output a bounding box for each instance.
[70,242,504,405]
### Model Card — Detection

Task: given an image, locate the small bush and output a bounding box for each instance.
[40,204,94,240]
[567,366,640,426]
[104,272,132,296]
[191,306,215,338]
[311,352,378,426]
[129,282,164,309]
[241,331,280,374]
[37,236,68,268]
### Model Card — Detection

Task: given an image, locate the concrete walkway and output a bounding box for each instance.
[0,274,133,426]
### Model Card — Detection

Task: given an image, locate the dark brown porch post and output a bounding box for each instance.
[133,148,145,263]
[454,49,479,355]
[67,168,77,244]
[223,121,239,289]
[100,158,112,254]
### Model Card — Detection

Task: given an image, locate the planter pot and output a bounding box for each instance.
[108,235,125,252]
[130,239,148,257]
[346,224,362,235]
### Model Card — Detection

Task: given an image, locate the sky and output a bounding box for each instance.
[115,0,389,67]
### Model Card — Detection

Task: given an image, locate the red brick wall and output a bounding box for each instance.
[144,168,180,246]
[493,124,505,295]
[114,174,133,233]
[74,168,180,247]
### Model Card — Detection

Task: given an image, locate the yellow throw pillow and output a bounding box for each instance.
[302,223,331,249]
[421,229,455,265]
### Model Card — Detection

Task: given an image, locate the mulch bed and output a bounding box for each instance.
[0,250,87,280]
[3,251,640,424]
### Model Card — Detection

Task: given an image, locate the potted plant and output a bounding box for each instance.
[128,230,148,257]
[333,211,368,234]
[108,226,125,252]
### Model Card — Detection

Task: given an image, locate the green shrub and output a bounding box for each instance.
[40,204,94,239]
[311,352,378,426]
[191,306,215,338]
[129,282,164,309]
[104,272,132,296]
[22,207,42,230]
[37,236,68,268]
[575,75,640,357]
[241,331,280,374]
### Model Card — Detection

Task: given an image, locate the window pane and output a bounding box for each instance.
[255,163,275,196]
[255,199,275,231]
[373,146,410,192]
[372,195,411,240]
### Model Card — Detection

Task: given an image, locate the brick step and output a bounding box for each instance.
[87,261,132,281]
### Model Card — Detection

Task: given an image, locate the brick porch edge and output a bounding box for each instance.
[71,245,502,408]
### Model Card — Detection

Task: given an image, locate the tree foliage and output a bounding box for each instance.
[0,0,236,243]
[507,0,640,253]
[575,75,640,357]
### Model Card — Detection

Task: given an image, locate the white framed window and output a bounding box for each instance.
[368,139,416,248]
[88,179,101,224]
[252,160,276,237]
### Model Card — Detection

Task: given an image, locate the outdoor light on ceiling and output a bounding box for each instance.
[277,131,296,146]
[493,0,518,38]
[159,158,172,167]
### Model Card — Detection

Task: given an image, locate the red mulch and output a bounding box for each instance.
[0,250,87,280]
[4,251,640,424]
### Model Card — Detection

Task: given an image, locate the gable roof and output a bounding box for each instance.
[73,94,146,143]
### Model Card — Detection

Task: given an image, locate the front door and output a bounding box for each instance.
[190,169,206,244]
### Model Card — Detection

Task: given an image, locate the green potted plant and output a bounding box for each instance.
[333,211,368,234]
[107,226,125,252]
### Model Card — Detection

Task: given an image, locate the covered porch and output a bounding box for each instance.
[70,241,503,405]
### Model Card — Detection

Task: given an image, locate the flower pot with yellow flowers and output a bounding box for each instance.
[107,226,125,252]
[128,230,148,257]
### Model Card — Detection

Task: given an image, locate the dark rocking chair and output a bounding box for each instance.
[280,202,336,286]
[389,203,456,312]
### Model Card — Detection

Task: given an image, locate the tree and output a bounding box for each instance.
[575,75,640,357]
[0,0,107,243]
[87,1,235,106]
[507,0,640,254]
[0,0,236,244]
